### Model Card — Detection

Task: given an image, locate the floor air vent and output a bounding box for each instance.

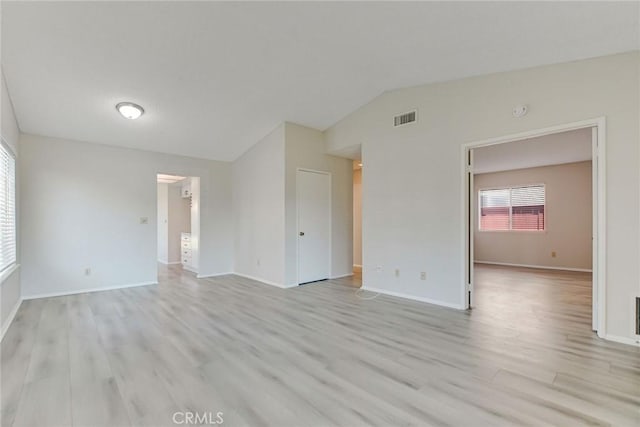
[394,110,417,127]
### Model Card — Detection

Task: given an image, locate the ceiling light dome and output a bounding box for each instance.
[116,102,144,120]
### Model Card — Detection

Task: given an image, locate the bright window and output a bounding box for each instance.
[479,185,545,231]
[0,140,16,273]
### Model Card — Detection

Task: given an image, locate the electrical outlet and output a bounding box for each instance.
[420,272,426,280]
[395,269,400,277]
[551,251,557,258]
[376,266,382,273]
[84,268,91,276]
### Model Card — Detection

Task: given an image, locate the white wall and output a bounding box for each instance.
[232,124,286,286]
[19,134,233,298]
[167,184,190,263]
[231,122,352,287]
[1,68,21,337]
[325,52,640,342]
[157,183,169,263]
[284,123,352,285]
[474,161,592,271]
[1,72,19,155]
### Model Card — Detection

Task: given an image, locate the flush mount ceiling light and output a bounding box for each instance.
[116,102,144,120]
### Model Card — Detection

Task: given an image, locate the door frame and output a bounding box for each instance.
[155,172,201,276]
[461,117,606,338]
[296,168,332,285]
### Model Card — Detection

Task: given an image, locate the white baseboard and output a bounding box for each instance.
[331,273,354,279]
[1,297,23,342]
[603,334,640,347]
[159,260,184,266]
[361,286,465,310]
[474,261,592,273]
[22,281,158,300]
[232,273,296,289]
[197,272,233,279]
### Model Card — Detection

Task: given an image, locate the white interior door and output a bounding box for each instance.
[297,170,331,284]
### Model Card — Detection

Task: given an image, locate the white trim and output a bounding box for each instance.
[463,118,606,148]
[362,286,465,310]
[461,117,606,338]
[0,263,20,285]
[232,273,297,289]
[0,296,22,342]
[22,281,157,300]
[595,120,606,339]
[331,273,354,279]
[603,334,640,347]
[197,272,233,279]
[475,261,592,273]
[591,126,598,331]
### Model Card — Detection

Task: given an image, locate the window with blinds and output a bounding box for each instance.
[0,140,16,273]
[479,185,545,231]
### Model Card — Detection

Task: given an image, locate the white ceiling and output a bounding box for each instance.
[2,2,638,161]
[473,128,592,174]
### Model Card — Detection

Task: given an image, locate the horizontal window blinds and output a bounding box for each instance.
[511,185,545,230]
[479,185,545,231]
[479,189,510,231]
[0,142,16,273]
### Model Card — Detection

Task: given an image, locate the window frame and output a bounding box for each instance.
[478,183,546,233]
[0,137,17,275]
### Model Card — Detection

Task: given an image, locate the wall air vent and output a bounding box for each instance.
[393,110,417,127]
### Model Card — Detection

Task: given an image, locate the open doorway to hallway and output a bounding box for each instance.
[353,160,363,282]
[466,125,601,336]
[157,174,200,280]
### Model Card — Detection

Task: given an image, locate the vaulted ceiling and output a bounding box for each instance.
[2,1,638,161]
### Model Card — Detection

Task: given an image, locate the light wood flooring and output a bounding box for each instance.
[1,264,639,426]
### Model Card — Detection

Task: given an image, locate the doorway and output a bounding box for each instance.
[157,173,200,277]
[297,169,331,284]
[353,160,363,280]
[462,118,606,336]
